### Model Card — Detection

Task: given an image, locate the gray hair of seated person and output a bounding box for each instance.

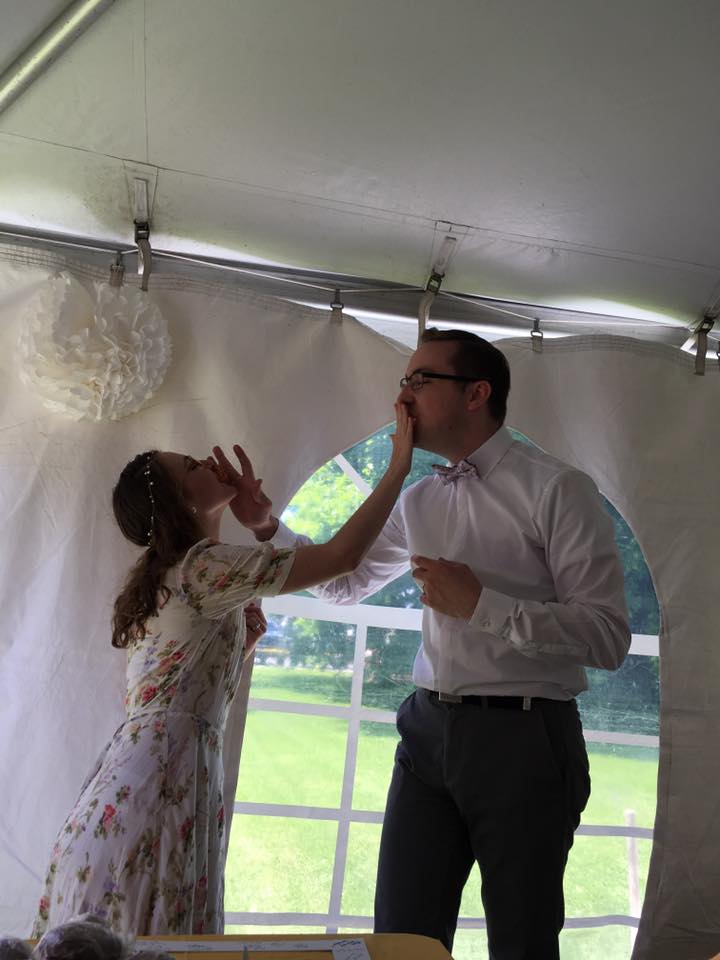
[0,937,34,960]
[34,919,129,960]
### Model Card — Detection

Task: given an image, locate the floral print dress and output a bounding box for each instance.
[32,539,294,936]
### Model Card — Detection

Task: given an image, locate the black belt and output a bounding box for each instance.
[423,689,567,711]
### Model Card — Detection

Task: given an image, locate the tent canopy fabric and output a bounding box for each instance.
[1,0,720,342]
[2,3,720,959]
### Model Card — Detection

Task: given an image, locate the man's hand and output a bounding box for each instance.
[411,555,483,620]
[212,444,277,539]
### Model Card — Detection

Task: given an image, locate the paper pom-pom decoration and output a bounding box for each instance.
[17,272,172,421]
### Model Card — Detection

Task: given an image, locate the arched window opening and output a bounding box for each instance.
[225,424,659,960]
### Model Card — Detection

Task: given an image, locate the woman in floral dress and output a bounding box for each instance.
[33,404,413,936]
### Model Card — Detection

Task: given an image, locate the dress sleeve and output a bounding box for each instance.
[179,539,295,619]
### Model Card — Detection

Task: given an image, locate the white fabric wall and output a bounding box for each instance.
[0,251,408,935]
[1,248,719,958]
[501,336,720,960]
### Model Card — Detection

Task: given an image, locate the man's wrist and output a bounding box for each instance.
[252,516,279,541]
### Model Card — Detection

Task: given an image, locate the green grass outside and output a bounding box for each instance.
[230,666,657,959]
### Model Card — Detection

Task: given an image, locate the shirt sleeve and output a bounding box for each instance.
[179,539,296,619]
[470,469,631,670]
[272,501,411,604]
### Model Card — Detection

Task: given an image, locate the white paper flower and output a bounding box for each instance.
[16,272,172,421]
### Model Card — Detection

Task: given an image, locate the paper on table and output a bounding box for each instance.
[332,941,372,960]
[139,938,371,958]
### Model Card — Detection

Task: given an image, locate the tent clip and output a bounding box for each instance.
[693,316,715,376]
[109,252,125,288]
[133,178,153,291]
[531,318,544,353]
[134,221,152,292]
[417,270,444,343]
[330,288,344,323]
[417,235,457,344]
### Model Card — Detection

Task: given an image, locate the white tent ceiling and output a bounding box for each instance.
[1,0,720,347]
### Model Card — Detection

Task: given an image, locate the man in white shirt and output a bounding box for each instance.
[253,328,631,959]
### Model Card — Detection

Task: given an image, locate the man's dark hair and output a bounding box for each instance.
[421,327,511,423]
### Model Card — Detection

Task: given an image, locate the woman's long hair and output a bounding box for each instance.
[111,451,205,648]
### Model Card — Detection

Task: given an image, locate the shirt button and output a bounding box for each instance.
[482,619,491,629]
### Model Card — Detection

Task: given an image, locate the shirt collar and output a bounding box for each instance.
[463,426,514,479]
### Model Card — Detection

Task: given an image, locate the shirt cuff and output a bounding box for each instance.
[469,587,515,640]
[272,519,311,549]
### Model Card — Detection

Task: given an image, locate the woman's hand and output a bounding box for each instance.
[243,602,267,659]
[277,403,415,594]
[211,444,276,535]
[388,402,414,478]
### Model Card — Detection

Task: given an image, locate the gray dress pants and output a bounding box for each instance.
[374,688,591,960]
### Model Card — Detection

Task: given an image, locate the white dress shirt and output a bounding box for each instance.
[274,426,631,700]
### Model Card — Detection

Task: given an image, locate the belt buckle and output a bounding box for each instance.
[438,691,462,703]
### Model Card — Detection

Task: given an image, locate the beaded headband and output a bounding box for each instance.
[143,452,156,545]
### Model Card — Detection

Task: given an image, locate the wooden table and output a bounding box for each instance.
[135,933,451,959]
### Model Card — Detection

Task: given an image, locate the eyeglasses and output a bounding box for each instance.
[399,370,480,392]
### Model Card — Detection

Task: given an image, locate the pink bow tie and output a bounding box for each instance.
[431,459,481,485]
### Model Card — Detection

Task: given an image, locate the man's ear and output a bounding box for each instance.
[466,380,492,411]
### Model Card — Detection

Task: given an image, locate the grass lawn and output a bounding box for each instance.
[230,667,657,959]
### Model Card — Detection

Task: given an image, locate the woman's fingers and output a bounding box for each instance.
[252,478,272,506]
[233,444,257,482]
[212,445,240,482]
[212,444,264,494]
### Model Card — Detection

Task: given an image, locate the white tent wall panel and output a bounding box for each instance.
[501,336,720,960]
[0,247,718,955]
[0,254,408,935]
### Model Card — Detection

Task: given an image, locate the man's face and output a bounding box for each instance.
[396,341,470,455]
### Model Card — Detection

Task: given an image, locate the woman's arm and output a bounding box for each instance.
[281,407,412,592]
[212,403,414,593]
